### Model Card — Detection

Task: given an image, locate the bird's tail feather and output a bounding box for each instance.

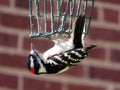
[83,45,96,53]
[73,15,85,48]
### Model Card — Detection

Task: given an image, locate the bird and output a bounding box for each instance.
[27,15,96,74]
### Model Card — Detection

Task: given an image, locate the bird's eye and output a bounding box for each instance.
[29,55,37,61]
[32,56,37,60]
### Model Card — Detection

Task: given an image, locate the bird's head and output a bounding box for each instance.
[27,44,46,75]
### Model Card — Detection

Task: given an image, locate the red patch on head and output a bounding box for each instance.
[30,67,35,74]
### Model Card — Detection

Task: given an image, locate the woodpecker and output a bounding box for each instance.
[27,15,96,74]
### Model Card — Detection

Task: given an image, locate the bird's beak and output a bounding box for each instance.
[30,43,36,54]
[31,43,35,50]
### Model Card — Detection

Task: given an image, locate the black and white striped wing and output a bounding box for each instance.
[46,45,96,66]
[46,48,87,67]
[44,45,96,74]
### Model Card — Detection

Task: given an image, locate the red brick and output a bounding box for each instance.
[92,7,98,20]
[0,0,10,6]
[97,0,120,5]
[90,27,120,42]
[0,12,30,30]
[88,47,106,60]
[40,0,51,13]
[31,18,37,32]
[68,84,105,90]
[41,19,51,32]
[23,37,54,52]
[111,49,120,63]
[86,6,98,21]
[64,2,71,14]
[89,66,120,83]
[115,87,120,90]
[0,32,18,48]
[27,0,58,14]
[0,53,26,69]
[104,8,119,23]
[15,0,29,9]
[32,17,60,33]
[61,64,85,77]
[0,73,18,89]
[40,1,68,14]
[24,77,61,90]
[29,15,61,35]
[33,18,51,32]
[34,0,73,14]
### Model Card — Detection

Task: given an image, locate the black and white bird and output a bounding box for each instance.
[27,15,96,74]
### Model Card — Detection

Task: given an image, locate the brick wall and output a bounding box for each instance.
[0,0,120,90]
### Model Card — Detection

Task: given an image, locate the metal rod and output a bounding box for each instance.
[44,0,47,33]
[56,0,64,32]
[61,0,71,32]
[68,0,76,31]
[83,0,88,15]
[82,0,88,36]
[29,0,34,36]
[76,0,81,17]
[86,0,94,34]
[56,0,60,31]
[35,0,41,34]
[50,0,54,33]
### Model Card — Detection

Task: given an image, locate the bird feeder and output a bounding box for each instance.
[29,0,94,38]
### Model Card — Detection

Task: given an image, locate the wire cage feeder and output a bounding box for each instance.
[29,0,94,38]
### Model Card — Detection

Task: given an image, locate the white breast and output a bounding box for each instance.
[43,39,74,60]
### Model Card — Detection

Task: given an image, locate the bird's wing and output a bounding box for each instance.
[46,45,96,66]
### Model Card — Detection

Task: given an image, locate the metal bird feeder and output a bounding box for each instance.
[29,0,94,38]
